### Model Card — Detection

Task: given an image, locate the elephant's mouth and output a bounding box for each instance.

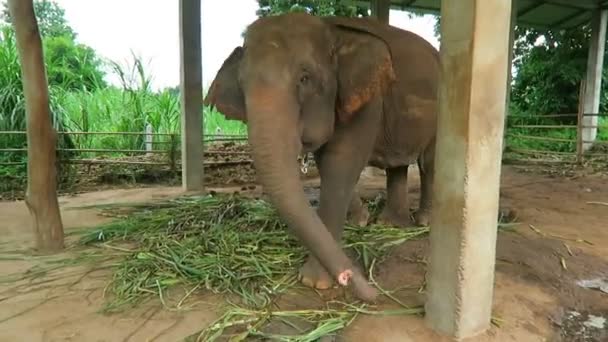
[301,141,321,153]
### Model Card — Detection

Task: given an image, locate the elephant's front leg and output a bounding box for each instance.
[299,149,370,289]
[298,117,379,290]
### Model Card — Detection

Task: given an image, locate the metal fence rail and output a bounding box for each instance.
[2,116,607,169]
[504,111,608,164]
[504,83,608,164]
[0,131,250,168]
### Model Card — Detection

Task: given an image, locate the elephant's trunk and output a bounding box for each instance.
[244,84,377,301]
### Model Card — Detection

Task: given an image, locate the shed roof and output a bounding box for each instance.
[355,0,608,29]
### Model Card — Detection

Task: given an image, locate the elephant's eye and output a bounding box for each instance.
[299,74,310,85]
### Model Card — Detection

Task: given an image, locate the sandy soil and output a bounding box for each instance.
[1,165,607,341]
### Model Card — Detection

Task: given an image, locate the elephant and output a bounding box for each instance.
[203,12,439,302]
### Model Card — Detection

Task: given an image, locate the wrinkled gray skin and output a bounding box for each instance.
[204,12,438,302]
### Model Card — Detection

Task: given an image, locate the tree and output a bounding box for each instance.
[1,0,107,92]
[44,35,107,91]
[433,16,604,123]
[510,25,602,120]
[8,0,65,253]
[257,0,369,18]
[2,0,75,39]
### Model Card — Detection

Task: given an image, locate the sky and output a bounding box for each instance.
[8,0,439,91]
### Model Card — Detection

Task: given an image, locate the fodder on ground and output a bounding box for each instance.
[5,194,512,340]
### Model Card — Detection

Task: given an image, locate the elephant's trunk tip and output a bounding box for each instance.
[338,269,353,286]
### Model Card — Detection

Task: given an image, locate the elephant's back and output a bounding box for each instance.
[381,25,440,101]
[370,24,439,168]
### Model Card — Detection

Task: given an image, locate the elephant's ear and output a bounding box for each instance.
[203,46,246,122]
[328,20,396,123]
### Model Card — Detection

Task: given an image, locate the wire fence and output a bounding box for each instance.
[2,101,607,171]
[3,126,608,167]
[0,131,251,168]
[504,113,608,164]
[503,83,608,164]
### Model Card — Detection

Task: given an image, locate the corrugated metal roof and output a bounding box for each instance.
[355,0,608,29]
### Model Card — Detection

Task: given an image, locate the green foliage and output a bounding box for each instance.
[53,55,246,154]
[0,0,107,174]
[256,0,369,17]
[0,26,24,137]
[256,0,429,20]
[511,26,592,118]
[44,35,107,91]
[0,26,72,160]
[1,0,75,39]
[0,25,104,157]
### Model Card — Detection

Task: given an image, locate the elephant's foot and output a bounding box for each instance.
[377,207,413,228]
[298,256,334,290]
[413,208,431,227]
[347,203,370,227]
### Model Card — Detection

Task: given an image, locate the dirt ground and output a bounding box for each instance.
[1,164,607,341]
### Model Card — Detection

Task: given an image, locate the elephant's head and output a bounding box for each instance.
[203,13,395,301]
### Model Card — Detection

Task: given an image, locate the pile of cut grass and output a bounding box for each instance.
[80,194,429,313]
[75,194,517,340]
[76,194,431,340]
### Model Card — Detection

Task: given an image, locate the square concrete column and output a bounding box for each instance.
[370,0,390,24]
[503,0,517,152]
[582,9,608,151]
[179,0,204,191]
[425,0,512,339]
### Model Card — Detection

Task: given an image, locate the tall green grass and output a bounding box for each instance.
[0,29,246,189]
[0,27,27,159]
[1,44,246,159]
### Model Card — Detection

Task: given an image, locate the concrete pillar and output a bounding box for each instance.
[179,0,204,191]
[425,0,512,339]
[370,0,390,24]
[503,0,517,152]
[582,9,608,151]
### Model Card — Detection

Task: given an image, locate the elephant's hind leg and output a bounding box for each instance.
[378,165,413,228]
[346,190,370,227]
[413,141,435,226]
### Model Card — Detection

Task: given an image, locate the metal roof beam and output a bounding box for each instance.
[381,0,600,11]
[549,8,590,28]
[517,2,545,17]
[351,0,599,29]
[538,0,598,11]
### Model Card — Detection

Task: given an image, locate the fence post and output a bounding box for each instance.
[576,81,586,164]
[145,123,153,155]
[169,133,177,172]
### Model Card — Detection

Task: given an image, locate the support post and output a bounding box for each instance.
[425,0,512,339]
[179,0,204,191]
[503,0,517,152]
[582,9,608,151]
[8,0,64,252]
[370,0,390,24]
[577,81,586,164]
